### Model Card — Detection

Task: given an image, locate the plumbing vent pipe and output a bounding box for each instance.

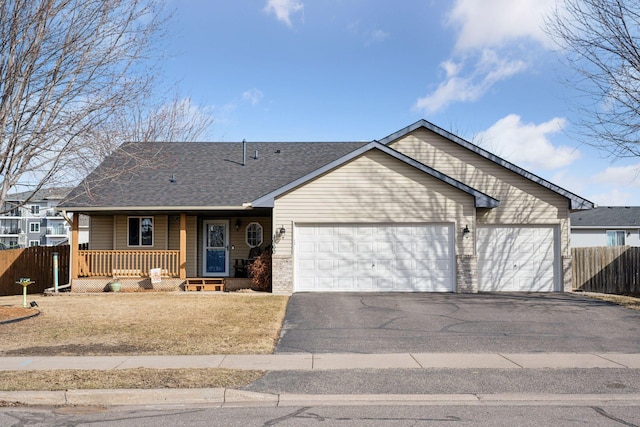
[242,139,246,166]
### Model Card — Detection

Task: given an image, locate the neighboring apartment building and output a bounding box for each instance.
[570,206,640,247]
[0,188,88,249]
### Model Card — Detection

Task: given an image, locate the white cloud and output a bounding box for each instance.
[474,114,579,170]
[414,1,556,113]
[593,164,640,188]
[263,0,303,27]
[447,0,556,51]
[587,188,637,206]
[242,88,264,106]
[414,50,527,114]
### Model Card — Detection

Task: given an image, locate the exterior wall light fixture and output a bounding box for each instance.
[462,225,470,237]
[279,226,286,236]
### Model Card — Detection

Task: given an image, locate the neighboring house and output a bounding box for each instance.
[0,188,89,249]
[58,120,593,294]
[570,207,640,247]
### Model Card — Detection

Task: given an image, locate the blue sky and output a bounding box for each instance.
[162,0,640,206]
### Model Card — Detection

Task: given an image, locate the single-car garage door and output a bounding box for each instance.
[477,226,558,292]
[295,224,454,292]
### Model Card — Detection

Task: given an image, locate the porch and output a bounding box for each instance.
[68,212,270,292]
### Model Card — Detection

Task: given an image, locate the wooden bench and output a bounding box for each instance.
[184,278,225,292]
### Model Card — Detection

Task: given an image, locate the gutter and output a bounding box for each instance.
[55,205,256,213]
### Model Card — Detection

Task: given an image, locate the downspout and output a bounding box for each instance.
[60,209,74,287]
[60,209,72,225]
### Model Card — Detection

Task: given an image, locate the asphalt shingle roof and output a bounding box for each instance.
[571,206,640,227]
[60,141,367,209]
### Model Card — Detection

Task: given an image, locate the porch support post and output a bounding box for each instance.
[179,213,187,279]
[71,214,79,279]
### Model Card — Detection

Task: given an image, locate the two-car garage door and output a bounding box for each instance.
[295,224,454,292]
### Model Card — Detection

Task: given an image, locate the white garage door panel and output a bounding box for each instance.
[477,226,557,292]
[295,224,454,292]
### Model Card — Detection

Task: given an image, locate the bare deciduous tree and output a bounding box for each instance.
[0,0,213,212]
[546,0,640,159]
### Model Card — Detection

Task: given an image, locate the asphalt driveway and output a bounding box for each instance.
[274,293,640,354]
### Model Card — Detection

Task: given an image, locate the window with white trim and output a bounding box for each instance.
[128,217,153,246]
[29,222,40,233]
[606,230,625,246]
[31,205,40,215]
[29,240,40,247]
[246,222,263,248]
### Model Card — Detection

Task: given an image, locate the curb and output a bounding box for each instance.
[2,389,640,408]
[0,309,40,326]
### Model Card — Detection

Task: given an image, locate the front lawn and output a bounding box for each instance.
[0,293,288,356]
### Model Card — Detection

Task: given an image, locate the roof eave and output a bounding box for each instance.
[56,205,255,213]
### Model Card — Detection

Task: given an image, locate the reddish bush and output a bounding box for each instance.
[248,250,272,292]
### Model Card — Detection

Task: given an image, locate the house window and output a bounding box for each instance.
[607,230,625,246]
[29,240,39,247]
[31,205,40,215]
[246,222,263,248]
[30,222,40,233]
[128,217,153,246]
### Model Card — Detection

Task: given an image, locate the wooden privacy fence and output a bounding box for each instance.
[77,250,180,277]
[0,246,70,296]
[572,246,640,294]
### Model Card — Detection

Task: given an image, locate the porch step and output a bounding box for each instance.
[184,278,225,292]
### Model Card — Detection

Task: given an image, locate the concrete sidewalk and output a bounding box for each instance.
[2,352,640,371]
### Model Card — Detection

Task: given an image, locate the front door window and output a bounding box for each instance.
[203,220,228,276]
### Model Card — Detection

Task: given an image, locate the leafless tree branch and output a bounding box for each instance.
[546,0,640,159]
[0,0,214,212]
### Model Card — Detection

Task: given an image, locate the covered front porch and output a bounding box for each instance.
[67,210,273,292]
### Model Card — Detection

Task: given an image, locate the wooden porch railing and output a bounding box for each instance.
[78,250,180,277]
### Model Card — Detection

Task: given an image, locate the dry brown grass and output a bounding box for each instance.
[0,368,264,391]
[0,293,288,356]
[584,292,640,311]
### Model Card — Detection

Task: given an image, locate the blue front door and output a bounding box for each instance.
[203,220,228,276]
